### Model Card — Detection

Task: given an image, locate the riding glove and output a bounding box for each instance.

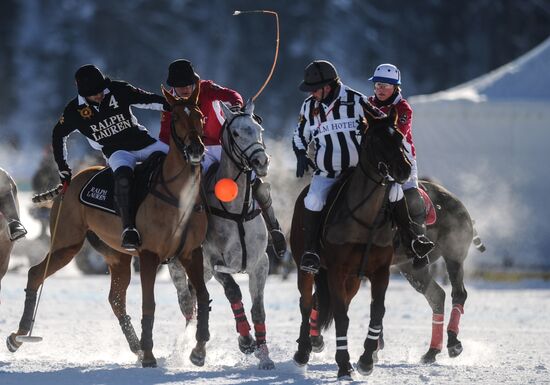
[295,150,313,178]
[59,168,72,185]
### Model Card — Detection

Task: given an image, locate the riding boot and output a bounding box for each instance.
[392,197,434,270]
[252,178,287,259]
[300,208,323,275]
[404,188,435,269]
[114,166,141,251]
[0,190,27,241]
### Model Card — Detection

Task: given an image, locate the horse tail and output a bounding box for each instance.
[472,224,486,253]
[314,268,334,331]
[32,185,63,203]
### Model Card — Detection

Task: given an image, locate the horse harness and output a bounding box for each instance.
[205,113,266,272]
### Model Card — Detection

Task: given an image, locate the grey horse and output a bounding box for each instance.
[168,101,275,369]
[0,168,20,295]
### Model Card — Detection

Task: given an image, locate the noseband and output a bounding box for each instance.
[222,113,266,172]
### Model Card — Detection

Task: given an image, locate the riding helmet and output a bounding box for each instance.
[369,63,401,85]
[299,60,339,92]
[75,64,109,97]
[166,59,200,87]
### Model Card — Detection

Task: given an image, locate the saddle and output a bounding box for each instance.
[418,183,437,226]
[319,169,394,247]
[79,152,166,215]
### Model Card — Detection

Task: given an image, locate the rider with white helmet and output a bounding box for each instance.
[368,63,434,269]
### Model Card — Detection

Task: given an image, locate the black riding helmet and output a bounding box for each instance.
[299,60,339,92]
[166,59,200,87]
[75,64,109,97]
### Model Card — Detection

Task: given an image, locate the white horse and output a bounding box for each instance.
[0,168,19,295]
[168,101,275,369]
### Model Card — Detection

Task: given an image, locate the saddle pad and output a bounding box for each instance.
[419,187,437,226]
[79,167,117,214]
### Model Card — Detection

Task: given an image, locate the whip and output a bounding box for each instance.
[233,10,280,103]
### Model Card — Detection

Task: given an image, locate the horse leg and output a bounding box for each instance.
[444,257,468,358]
[293,270,315,366]
[328,270,354,380]
[137,251,159,368]
[181,247,210,367]
[399,262,446,363]
[210,270,255,355]
[7,241,84,352]
[248,260,275,370]
[357,262,390,376]
[107,254,142,358]
[167,258,197,325]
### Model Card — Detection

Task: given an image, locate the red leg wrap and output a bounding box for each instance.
[309,308,320,337]
[231,301,250,337]
[254,323,267,345]
[430,313,444,350]
[447,304,464,334]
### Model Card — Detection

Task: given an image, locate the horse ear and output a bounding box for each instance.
[162,85,177,107]
[243,99,255,115]
[220,101,235,121]
[190,80,200,105]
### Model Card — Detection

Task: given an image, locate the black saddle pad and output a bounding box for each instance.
[79,152,166,215]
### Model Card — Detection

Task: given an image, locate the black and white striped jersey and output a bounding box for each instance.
[292,83,384,178]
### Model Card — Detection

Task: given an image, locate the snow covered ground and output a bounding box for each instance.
[1,195,549,385]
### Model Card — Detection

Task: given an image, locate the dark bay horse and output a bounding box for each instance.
[392,179,486,363]
[0,168,19,296]
[6,85,210,367]
[290,111,412,380]
[294,182,486,369]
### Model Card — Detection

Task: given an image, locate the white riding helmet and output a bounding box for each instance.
[369,63,401,85]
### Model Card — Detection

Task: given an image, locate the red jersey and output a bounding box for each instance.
[160,80,243,146]
[368,94,416,158]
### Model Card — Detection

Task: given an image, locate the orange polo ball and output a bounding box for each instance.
[214,178,239,202]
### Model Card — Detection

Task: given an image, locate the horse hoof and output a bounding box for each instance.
[141,358,157,368]
[293,349,310,366]
[421,347,441,364]
[448,341,463,358]
[337,362,354,379]
[6,333,22,353]
[310,335,325,353]
[357,354,373,376]
[255,344,275,370]
[190,348,206,367]
[238,335,256,355]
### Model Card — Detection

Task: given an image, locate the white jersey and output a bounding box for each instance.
[292,83,384,178]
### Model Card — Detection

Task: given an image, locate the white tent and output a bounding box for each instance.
[410,36,550,272]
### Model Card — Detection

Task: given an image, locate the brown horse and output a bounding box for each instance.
[0,168,19,295]
[6,84,210,368]
[290,112,412,380]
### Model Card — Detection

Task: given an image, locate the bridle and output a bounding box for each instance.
[221,113,266,174]
[170,100,205,166]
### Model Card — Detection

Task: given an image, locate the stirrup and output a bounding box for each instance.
[8,220,27,241]
[269,228,287,259]
[300,251,320,275]
[121,227,141,251]
[412,235,435,258]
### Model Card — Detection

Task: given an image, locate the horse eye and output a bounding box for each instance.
[233,131,240,138]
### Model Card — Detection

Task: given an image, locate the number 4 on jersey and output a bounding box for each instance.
[109,95,119,109]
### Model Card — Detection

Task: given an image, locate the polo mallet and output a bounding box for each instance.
[233,9,280,102]
[16,183,67,343]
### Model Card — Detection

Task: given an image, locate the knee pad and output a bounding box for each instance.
[252,179,272,207]
[304,193,325,212]
[404,188,425,220]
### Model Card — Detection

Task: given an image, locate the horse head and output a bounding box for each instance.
[362,108,411,184]
[162,83,205,166]
[219,101,269,177]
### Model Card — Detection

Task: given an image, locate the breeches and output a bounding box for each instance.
[304,174,340,212]
[108,140,168,171]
